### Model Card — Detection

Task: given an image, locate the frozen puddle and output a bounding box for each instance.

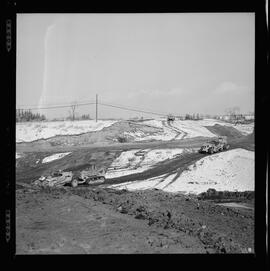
[42,152,71,164]
[108,148,254,195]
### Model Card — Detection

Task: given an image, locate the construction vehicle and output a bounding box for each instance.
[199,136,230,154]
[33,170,73,187]
[71,165,106,187]
[33,165,106,188]
[167,114,175,122]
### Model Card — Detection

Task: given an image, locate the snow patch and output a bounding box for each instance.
[109,173,178,191]
[171,120,217,138]
[142,118,254,138]
[192,119,254,135]
[16,120,117,142]
[42,152,71,163]
[105,148,185,179]
[108,148,254,194]
[140,119,218,140]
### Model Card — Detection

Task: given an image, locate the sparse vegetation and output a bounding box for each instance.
[117,136,128,143]
[81,114,91,120]
[16,109,46,122]
[185,113,203,120]
[198,188,254,201]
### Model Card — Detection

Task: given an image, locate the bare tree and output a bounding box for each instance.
[70,101,77,121]
[225,106,240,120]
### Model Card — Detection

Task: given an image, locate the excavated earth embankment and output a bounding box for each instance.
[16,186,254,254]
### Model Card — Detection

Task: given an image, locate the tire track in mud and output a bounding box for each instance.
[162,120,187,140]
[104,152,206,186]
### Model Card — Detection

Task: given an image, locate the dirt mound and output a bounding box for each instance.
[245,130,254,142]
[69,187,253,253]
[16,188,208,253]
[204,124,244,139]
[198,189,255,201]
[16,121,162,148]
[16,186,254,253]
[229,131,254,151]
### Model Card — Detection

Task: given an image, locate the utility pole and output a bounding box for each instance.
[96,94,98,122]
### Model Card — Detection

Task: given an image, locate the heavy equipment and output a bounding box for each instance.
[167,114,175,122]
[71,165,106,187]
[199,136,230,154]
[33,165,106,188]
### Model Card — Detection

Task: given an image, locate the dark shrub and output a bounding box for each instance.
[117,136,128,143]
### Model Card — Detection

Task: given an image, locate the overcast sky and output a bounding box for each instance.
[17,13,254,119]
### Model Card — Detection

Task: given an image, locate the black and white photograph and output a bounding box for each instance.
[14,12,257,254]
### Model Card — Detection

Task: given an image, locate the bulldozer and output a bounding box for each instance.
[33,165,106,188]
[71,164,106,187]
[199,136,230,154]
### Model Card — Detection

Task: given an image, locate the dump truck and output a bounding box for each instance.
[199,137,230,154]
[33,165,106,188]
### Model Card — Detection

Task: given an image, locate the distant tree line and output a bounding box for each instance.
[65,113,92,121]
[16,109,46,122]
[198,188,254,201]
[184,113,203,120]
[81,114,91,120]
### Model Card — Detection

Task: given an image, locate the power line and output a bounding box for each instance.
[17,100,170,116]
[16,99,254,117]
[17,102,96,111]
[17,99,96,108]
[99,102,168,117]
[100,100,171,116]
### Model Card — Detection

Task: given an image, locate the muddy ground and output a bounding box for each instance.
[15,131,254,186]
[16,123,254,254]
[16,186,254,254]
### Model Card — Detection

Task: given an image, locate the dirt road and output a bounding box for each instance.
[16,136,209,153]
[16,130,253,186]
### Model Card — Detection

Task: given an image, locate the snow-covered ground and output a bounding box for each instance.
[108,148,254,194]
[125,119,217,141]
[16,118,254,143]
[105,148,188,179]
[170,120,218,139]
[16,120,117,142]
[124,128,177,141]
[196,119,254,135]
[42,152,71,164]
[148,119,253,136]
[16,152,22,159]
[126,118,254,141]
